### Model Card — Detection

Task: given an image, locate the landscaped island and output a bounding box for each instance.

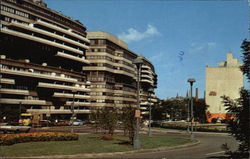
[0,134,193,157]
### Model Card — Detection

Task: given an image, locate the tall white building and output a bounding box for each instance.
[205,53,243,122]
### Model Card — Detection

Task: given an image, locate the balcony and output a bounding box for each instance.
[36,20,90,43]
[56,52,90,64]
[65,101,91,106]
[1,27,83,55]
[37,82,91,92]
[0,78,15,84]
[141,69,152,74]
[141,65,151,69]
[53,92,91,99]
[8,21,89,50]
[0,67,78,83]
[141,74,153,80]
[141,79,154,84]
[83,66,134,78]
[0,98,47,105]
[0,88,29,95]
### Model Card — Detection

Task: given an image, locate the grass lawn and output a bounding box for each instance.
[0,134,192,157]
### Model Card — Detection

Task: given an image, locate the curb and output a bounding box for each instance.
[2,139,200,159]
[146,128,229,136]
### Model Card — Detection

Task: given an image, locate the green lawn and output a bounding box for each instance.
[0,134,192,157]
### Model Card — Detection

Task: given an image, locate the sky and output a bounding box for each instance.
[45,0,249,99]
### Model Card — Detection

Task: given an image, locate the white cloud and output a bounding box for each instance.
[189,42,216,53]
[149,52,165,63]
[118,24,160,43]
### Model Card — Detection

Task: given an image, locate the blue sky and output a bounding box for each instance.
[46,0,249,99]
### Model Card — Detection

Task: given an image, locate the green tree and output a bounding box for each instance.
[221,40,249,158]
[193,99,209,123]
[99,107,119,136]
[120,105,136,144]
[153,97,208,123]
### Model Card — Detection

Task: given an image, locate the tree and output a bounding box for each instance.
[120,105,136,144]
[153,97,208,123]
[90,107,119,136]
[193,99,209,123]
[221,40,250,158]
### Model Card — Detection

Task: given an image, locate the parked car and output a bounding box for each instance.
[54,120,70,126]
[72,120,86,126]
[39,120,52,127]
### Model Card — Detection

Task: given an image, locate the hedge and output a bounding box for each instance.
[0,132,78,146]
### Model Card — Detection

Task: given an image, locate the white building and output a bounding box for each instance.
[205,53,243,122]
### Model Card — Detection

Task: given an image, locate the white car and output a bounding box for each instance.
[72,120,85,126]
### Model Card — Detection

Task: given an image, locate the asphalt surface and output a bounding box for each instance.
[98,131,238,159]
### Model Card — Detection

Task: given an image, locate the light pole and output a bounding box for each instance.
[148,87,154,137]
[71,90,76,133]
[19,101,22,124]
[133,56,143,149]
[187,92,190,133]
[171,108,174,121]
[187,78,195,140]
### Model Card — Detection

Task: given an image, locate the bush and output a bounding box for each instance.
[0,132,78,146]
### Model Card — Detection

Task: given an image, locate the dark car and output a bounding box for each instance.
[39,120,52,127]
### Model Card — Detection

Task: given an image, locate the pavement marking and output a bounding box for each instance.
[205,151,225,156]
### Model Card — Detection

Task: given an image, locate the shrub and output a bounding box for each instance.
[0,132,78,146]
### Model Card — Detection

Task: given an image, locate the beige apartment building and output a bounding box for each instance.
[205,53,243,122]
[85,31,157,115]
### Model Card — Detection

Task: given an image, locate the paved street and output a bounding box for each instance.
[99,131,237,159]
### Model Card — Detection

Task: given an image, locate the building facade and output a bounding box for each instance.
[205,53,243,122]
[85,31,158,116]
[0,0,91,120]
[0,1,158,121]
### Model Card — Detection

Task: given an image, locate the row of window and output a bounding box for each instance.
[7,24,86,53]
[87,55,134,68]
[92,100,134,104]
[90,92,135,99]
[20,0,85,32]
[90,84,135,93]
[0,64,80,82]
[88,77,115,83]
[89,39,134,61]
[90,63,134,74]
[1,5,29,18]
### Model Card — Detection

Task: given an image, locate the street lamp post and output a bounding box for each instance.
[171,108,174,121]
[19,102,22,124]
[148,87,154,137]
[71,90,76,133]
[133,56,143,149]
[187,78,196,140]
[187,92,190,133]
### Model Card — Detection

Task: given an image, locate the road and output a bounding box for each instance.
[98,131,238,159]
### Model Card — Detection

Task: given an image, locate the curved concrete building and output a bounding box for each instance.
[0,0,158,121]
[0,0,91,120]
[85,31,157,115]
